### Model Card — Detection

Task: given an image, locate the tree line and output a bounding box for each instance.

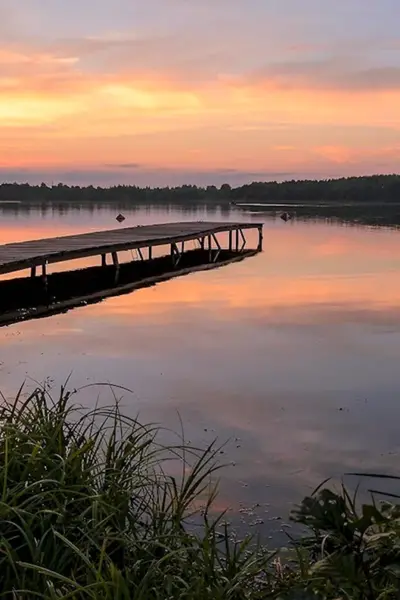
[0,174,399,204]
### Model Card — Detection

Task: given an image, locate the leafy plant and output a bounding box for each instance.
[289,478,400,600]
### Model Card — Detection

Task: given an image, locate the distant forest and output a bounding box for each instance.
[0,175,399,205]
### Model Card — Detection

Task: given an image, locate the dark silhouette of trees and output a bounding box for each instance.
[0,175,399,206]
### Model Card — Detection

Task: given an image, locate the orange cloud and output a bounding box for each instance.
[313,145,355,164]
[0,41,400,176]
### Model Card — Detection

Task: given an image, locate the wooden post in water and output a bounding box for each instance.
[101,254,107,267]
[41,262,48,288]
[258,225,263,251]
[112,252,120,284]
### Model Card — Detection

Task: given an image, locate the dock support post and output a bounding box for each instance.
[239,229,246,252]
[31,266,37,278]
[211,233,221,263]
[228,230,233,252]
[258,226,263,251]
[208,235,212,262]
[199,237,205,250]
[148,246,152,260]
[171,243,182,267]
[41,263,48,287]
[112,252,120,284]
[235,229,239,251]
[101,254,107,267]
[112,252,119,268]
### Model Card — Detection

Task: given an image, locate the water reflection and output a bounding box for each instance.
[0,204,400,542]
[0,249,259,326]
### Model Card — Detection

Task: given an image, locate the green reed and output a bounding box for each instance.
[1,384,400,599]
[0,385,278,599]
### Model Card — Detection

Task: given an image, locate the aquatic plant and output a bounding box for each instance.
[0,385,277,599]
[1,384,400,599]
[281,476,400,600]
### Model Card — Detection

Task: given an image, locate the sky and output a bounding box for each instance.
[0,0,399,187]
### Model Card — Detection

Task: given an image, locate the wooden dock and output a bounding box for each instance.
[0,221,263,278]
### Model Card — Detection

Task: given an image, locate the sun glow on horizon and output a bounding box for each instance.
[0,0,399,184]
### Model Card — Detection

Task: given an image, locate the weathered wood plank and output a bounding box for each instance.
[0,221,262,275]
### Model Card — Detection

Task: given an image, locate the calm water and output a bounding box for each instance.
[1,204,400,540]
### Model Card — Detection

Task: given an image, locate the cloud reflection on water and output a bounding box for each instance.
[0,208,399,538]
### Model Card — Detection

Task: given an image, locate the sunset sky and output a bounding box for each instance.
[1,0,399,186]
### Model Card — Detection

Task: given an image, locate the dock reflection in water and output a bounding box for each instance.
[0,249,259,327]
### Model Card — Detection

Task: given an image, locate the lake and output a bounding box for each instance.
[1,203,400,542]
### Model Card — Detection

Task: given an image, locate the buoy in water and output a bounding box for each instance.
[116,213,126,223]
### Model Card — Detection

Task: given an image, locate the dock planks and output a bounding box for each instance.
[0,221,263,276]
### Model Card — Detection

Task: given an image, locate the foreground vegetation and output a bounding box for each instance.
[0,386,400,598]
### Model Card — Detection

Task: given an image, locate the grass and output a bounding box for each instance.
[1,385,400,599]
[0,385,278,599]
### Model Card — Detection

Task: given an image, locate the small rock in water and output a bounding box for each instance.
[116,213,126,223]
